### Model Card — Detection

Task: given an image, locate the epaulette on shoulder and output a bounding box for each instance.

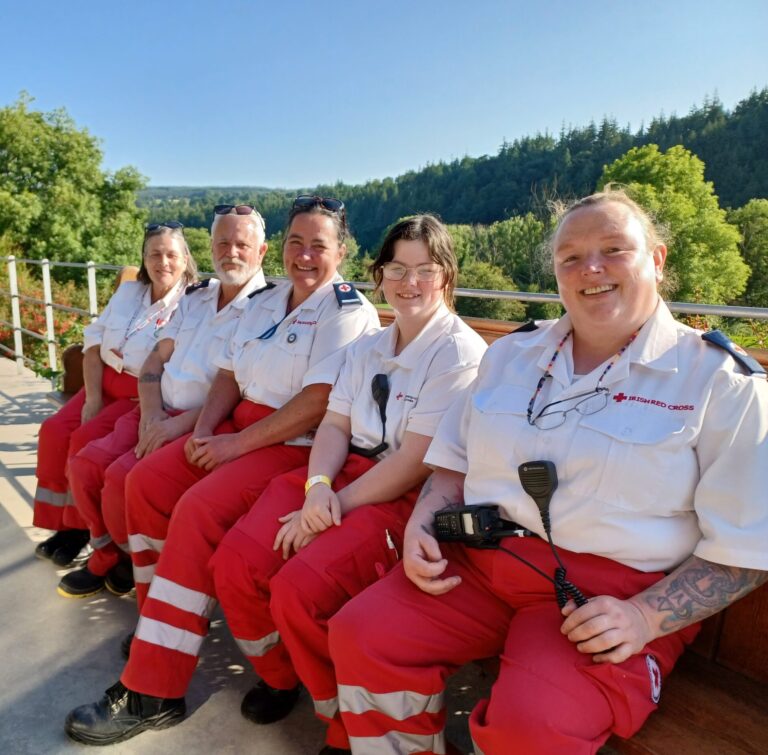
[333,281,362,308]
[248,282,277,298]
[185,279,211,295]
[511,320,539,334]
[702,330,767,377]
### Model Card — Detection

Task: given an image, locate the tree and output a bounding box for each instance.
[0,94,146,272]
[183,227,212,272]
[456,259,526,321]
[599,145,748,303]
[729,199,768,307]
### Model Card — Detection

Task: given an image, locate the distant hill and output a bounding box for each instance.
[142,88,768,252]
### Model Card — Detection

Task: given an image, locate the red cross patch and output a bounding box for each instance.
[338,283,352,293]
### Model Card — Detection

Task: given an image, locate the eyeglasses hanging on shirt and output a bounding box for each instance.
[349,374,390,458]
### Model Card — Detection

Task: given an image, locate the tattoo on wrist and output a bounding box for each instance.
[649,561,768,633]
[139,373,162,383]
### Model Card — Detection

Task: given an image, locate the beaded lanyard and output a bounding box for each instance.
[526,327,641,425]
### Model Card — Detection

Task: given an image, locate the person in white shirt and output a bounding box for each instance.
[65,196,380,746]
[33,222,195,567]
[327,189,768,755]
[61,207,268,598]
[209,214,487,755]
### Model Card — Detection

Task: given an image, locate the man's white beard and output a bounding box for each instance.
[215,258,259,286]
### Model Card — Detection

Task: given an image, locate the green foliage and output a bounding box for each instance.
[183,227,212,271]
[0,94,147,273]
[456,259,526,321]
[728,199,768,307]
[599,145,748,304]
[139,89,768,254]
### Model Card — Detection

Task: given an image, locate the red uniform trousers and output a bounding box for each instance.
[329,540,699,755]
[33,367,138,531]
[211,454,417,750]
[69,407,187,576]
[120,399,311,699]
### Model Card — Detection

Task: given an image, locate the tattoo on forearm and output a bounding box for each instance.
[139,373,162,384]
[647,561,768,634]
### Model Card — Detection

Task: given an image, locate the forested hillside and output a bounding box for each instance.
[141,89,768,252]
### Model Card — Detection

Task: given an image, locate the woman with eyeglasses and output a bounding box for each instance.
[207,214,487,755]
[33,222,195,568]
[65,196,380,747]
[326,189,768,755]
[60,207,268,599]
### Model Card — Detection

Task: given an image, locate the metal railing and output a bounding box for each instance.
[4,254,768,377]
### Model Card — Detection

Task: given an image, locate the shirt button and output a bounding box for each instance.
[287,333,297,344]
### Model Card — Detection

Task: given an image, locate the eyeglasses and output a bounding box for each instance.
[213,205,266,230]
[145,221,184,233]
[349,374,390,458]
[382,263,442,282]
[528,387,609,430]
[291,195,345,214]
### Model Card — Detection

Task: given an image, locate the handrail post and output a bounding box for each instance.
[41,259,58,374]
[7,255,24,373]
[86,261,98,320]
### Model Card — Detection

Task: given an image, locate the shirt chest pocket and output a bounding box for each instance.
[469,385,537,471]
[577,411,697,514]
[239,329,314,395]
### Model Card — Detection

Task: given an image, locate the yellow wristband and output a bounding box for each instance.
[305,475,333,495]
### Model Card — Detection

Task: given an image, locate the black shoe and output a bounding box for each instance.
[319,748,351,754]
[241,680,301,724]
[64,681,185,745]
[51,530,90,567]
[35,530,88,563]
[120,632,134,660]
[57,566,105,598]
[105,561,135,596]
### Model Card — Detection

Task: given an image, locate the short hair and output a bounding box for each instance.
[210,211,266,248]
[370,214,458,309]
[285,202,348,245]
[138,226,197,287]
[549,185,668,256]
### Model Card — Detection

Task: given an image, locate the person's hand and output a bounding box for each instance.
[80,397,103,424]
[301,484,341,533]
[402,518,461,596]
[273,511,317,559]
[560,595,654,663]
[185,433,243,471]
[135,415,184,459]
[139,410,169,441]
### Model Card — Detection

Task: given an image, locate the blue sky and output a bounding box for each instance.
[1,0,766,188]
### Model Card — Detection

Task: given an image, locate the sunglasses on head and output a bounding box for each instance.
[213,204,266,230]
[291,195,345,214]
[145,221,184,233]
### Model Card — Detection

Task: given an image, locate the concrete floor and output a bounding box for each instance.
[0,358,484,755]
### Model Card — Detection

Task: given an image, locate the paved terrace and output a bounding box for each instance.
[0,357,489,755]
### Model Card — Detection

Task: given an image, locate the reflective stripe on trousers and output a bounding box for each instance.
[348,732,447,755]
[234,631,281,658]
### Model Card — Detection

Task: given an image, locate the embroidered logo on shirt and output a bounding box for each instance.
[395,392,417,403]
[646,654,662,703]
[294,319,318,326]
[612,392,694,411]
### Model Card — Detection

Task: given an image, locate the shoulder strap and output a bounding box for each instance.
[247,282,277,298]
[185,279,211,295]
[702,330,767,376]
[333,281,363,308]
[511,320,539,334]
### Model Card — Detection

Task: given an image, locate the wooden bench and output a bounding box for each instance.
[47,303,768,752]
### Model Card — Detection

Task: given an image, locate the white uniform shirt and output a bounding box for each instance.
[425,301,768,573]
[157,272,267,411]
[215,276,380,410]
[83,280,185,377]
[327,304,487,458]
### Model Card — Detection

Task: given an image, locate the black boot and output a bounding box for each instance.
[105,560,135,596]
[57,566,105,598]
[35,529,89,564]
[318,747,352,754]
[64,681,185,745]
[241,680,300,724]
[51,529,91,566]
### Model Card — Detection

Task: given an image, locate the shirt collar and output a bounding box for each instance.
[376,303,454,368]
